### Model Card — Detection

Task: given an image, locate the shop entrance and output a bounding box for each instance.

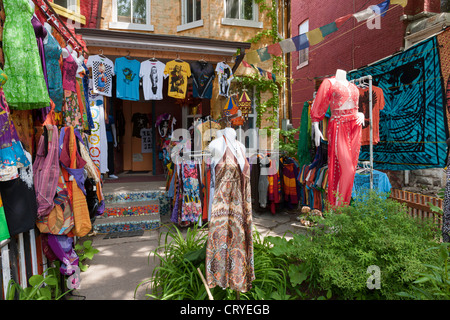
[122,100,153,172]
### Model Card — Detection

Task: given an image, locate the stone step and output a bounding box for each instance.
[103,190,165,204]
[103,200,160,217]
[93,214,160,234]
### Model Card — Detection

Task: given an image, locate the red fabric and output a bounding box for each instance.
[358,86,385,145]
[267,43,282,56]
[335,14,353,28]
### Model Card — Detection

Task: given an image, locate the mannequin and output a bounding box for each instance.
[43,22,51,45]
[310,69,364,207]
[208,127,246,171]
[28,0,35,10]
[62,45,72,59]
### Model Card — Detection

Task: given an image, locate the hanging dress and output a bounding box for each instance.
[44,32,64,112]
[205,143,255,293]
[2,0,50,109]
[181,162,202,223]
[62,49,83,132]
[311,77,362,207]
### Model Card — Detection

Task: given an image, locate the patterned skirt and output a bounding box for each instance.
[206,148,254,292]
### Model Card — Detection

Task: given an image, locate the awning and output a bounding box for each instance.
[75,28,251,57]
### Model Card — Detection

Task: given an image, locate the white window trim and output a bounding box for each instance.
[109,0,154,32]
[177,19,204,32]
[221,0,262,28]
[297,20,309,69]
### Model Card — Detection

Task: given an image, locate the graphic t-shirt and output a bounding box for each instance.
[190,61,215,99]
[114,57,141,101]
[140,59,165,100]
[163,60,191,99]
[132,113,150,138]
[215,62,234,97]
[358,86,385,146]
[86,55,115,97]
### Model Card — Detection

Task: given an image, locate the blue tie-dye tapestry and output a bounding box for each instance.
[348,36,448,171]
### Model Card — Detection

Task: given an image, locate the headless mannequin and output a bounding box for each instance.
[28,0,35,11]
[62,45,72,59]
[311,69,365,147]
[209,127,246,171]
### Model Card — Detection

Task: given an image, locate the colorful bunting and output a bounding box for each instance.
[238,90,252,120]
[241,0,408,69]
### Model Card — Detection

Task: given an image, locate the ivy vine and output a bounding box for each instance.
[234,0,287,130]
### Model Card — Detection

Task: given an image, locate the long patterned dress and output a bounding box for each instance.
[3,0,50,109]
[205,145,255,293]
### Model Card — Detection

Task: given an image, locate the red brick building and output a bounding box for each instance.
[290,0,442,128]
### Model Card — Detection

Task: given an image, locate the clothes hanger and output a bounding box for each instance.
[98,49,107,59]
[175,53,183,62]
[125,50,132,60]
[149,51,157,62]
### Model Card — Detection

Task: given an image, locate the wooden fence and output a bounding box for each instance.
[390,189,443,229]
[0,230,47,300]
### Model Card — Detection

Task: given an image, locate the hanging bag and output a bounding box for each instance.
[33,125,60,217]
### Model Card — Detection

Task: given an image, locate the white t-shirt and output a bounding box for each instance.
[86,55,115,97]
[140,60,166,100]
[215,62,234,97]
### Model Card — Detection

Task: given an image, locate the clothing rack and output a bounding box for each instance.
[350,75,373,189]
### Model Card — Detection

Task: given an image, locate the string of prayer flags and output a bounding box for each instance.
[320,22,338,37]
[335,14,352,28]
[375,0,391,17]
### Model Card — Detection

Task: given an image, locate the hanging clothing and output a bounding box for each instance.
[114,57,141,101]
[357,86,385,146]
[88,87,108,174]
[181,162,202,222]
[311,77,362,207]
[190,61,215,99]
[140,59,165,100]
[205,143,254,293]
[3,0,50,109]
[86,54,114,97]
[215,62,233,97]
[164,60,191,99]
[44,33,64,112]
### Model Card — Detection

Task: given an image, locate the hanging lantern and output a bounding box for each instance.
[238,90,252,119]
[223,96,244,126]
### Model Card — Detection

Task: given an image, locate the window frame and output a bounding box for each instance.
[177,0,204,32]
[109,0,154,32]
[221,0,262,29]
[297,19,309,69]
[50,0,86,25]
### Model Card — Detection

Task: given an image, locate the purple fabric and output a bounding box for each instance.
[31,16,50,121]
[62,50,78,92]
[47,234,79,276]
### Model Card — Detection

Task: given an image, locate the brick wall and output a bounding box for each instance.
[290,0,408,128]
[80,0,100,28]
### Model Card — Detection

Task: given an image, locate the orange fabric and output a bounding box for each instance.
[358,86,385,146]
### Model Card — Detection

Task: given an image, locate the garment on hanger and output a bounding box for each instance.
[352,169,392,200]
[311,77,361,207]
[86,54,114,97]
[3,0,50,109]
[205,136,254,293]
[215,61,233,97]
[44,32,64,112]
[140,59,165,100]
[115,56,140,101]
[181,162,202,222]
[190,60,215,99]
[357,85,385,146]
[164,59,191,99]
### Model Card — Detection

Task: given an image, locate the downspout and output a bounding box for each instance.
[96,0,103,29]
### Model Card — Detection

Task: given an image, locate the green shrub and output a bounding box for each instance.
[267,191,441,300]
[139,223,295,300]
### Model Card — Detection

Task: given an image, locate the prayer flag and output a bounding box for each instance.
[257,47,271,62]
[242,60,251,68]
[267,43,282,56]
[292,34,309,51]
[391,0,407,7]
[373,0,390,17]
[306,28,324,46]
[320,22,338,37]
[279,38,297,53]
[335,14,352,28]
[246,50,260,64]
[353,7,376,22]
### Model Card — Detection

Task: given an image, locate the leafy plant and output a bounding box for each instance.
[138,223,296,300]
[75,240,99,271]
[267,191,441,300]
[397,242,450,300]
[6,266,71,300]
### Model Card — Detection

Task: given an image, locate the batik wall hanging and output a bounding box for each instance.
[348,36,447,171]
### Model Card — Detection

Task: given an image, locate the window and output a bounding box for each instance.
[221,0,262,28]
[177,0,203,32]
[110,0,154,31]
[298,20,309,69]
[50,0,86,25]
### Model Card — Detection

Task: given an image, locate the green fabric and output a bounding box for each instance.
[0,199,10,242]
[297,101,312,167]
[3,0,50,109]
